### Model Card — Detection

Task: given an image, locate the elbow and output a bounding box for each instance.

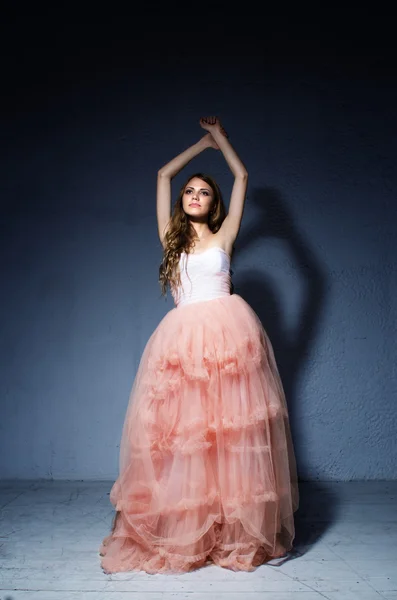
[237,170,248,179]
[158,168,172,179]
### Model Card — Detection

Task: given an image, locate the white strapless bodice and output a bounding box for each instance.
[171,247,231,307]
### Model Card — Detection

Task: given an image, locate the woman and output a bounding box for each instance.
[99,116,299,574]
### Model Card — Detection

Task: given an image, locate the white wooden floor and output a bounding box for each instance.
[1,480,396,600]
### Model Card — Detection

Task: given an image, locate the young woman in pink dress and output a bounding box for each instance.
[99,116,299,574]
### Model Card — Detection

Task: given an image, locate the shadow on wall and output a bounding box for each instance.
[233,187,338,558]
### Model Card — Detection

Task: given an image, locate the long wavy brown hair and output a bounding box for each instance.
[159,173,226,296]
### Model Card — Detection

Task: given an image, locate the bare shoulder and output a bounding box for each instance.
[212,229,235,257]
[158,220,171,249]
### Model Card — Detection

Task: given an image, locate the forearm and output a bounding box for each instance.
[158,137,209,179]
[211,129,248,178]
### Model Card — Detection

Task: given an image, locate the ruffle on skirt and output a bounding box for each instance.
[99,294,299,574]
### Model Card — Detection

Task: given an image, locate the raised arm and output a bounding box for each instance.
[157,135,216,246]
[199,116,248,245]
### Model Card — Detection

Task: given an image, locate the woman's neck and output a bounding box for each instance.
[192,225,212,241]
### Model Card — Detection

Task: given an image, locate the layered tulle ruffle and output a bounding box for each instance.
[99,294,299,574]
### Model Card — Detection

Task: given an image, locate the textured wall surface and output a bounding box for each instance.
[1,27,396,481]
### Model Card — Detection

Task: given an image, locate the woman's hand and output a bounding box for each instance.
[199,116,229,138]
[201,132,220,150]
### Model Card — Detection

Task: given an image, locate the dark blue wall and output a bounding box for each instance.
[1,17,396,480]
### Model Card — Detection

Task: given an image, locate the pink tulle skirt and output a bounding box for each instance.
[99,294,299,574]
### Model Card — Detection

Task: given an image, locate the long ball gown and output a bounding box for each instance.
[99,246,299,574]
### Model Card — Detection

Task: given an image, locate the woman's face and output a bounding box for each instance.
[182,177,215,220]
